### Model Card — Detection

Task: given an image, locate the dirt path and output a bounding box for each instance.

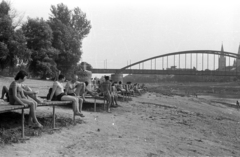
[1,92,240,157]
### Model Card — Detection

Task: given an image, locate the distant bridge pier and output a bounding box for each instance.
[111,73,123,83]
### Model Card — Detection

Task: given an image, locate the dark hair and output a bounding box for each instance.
[15,70,28,80]
[104,76,109,80]
[85,81,89,86]
[58,74,65,80]
[112,82,115,86]
[119,81,122,84]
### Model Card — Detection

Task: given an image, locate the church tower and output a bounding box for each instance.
[218,44,226,70]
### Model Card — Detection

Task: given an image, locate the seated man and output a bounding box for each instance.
[116,81,126,95]
[47,74,84,117]
[100,76,112,113]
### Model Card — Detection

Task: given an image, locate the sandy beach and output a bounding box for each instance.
[1,81,240,157]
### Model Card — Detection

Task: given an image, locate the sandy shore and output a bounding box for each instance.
[1,91,240,157]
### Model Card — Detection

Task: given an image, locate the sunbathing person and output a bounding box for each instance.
[100,76,112,113]
[116,81,126,95]
[65,74,84,112]
[47,74,84,117]
[83,81,98,98]
[8,70,42,128]
[1,84,42,104]
[133,83,141,96]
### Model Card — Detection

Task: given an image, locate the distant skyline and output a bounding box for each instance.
[10,0,240,72]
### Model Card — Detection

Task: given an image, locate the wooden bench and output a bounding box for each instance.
[0,100,73,139]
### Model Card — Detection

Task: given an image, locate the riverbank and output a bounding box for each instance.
[1,78,240,156]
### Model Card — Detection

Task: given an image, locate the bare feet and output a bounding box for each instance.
[75,113,85,117]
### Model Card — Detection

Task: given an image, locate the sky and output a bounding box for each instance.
[9,0,240,73]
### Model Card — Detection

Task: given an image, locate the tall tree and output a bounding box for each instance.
[22,18,59,79]
[0,0,30,72]
[48,3,91,75]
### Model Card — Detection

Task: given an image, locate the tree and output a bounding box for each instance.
[0,1,30,72]
[48,3,91,75]
[76,62,93,71]
[22,18,59,79]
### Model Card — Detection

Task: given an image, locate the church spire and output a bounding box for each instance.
[221,43,224,52]
[238,43,240,54]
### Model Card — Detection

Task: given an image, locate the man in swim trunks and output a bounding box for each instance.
[100,76,112,113]
[47,74,84,117]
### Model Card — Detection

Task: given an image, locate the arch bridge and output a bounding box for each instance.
[91,50,240,76]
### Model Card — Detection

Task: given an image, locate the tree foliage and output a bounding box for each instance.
[48,3,91,75]
[0,0,30,71]
[22,18,58,79]
[0,2,91,79]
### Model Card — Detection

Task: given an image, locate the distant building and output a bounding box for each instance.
[218,44,226,70]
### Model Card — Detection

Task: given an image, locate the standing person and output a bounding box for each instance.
[8,70,42,128]
[111,82,119,107]
[100,76,112,113]
[48,74,85,117]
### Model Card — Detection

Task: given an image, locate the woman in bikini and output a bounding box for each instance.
[48,74,84,117]
[8,70,42,128]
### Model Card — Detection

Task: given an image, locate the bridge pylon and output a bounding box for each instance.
[111,73,123,83]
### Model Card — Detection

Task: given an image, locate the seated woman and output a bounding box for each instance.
[1,84,42,103]
[65,74,84,112]
[47,74,84,117]
[8,70,42,128]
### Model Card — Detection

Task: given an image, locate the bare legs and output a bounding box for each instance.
[75,83,85,97]
[20,99,42,128]
[1,86,8,99]
[61,95,84,117]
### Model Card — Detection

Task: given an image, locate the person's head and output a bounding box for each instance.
[58,74,65,82]
[104,76,109,81]
[119,81,122,84]
[15,70,28,82]
[112,82,115,86]
[71,74,78,82]
[85,81,89,87]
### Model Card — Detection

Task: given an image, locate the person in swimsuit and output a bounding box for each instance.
[111,82,119,107]
[100,76,112,113]
[8,70,42,128]
[65,74,84,112]
[1,84,42,103]
[47,74,84,117]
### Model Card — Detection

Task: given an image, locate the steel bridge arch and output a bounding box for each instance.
[119,50,240,72]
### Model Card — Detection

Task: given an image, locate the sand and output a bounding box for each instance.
[1,90,240,157]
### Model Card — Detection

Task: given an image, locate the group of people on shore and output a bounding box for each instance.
[1,70,145,128]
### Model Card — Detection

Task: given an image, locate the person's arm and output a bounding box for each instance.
[48,82,57,101]
[12,82,27,106]
[65,82,70,95]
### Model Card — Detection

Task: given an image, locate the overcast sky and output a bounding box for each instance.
[11,0,240,71]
